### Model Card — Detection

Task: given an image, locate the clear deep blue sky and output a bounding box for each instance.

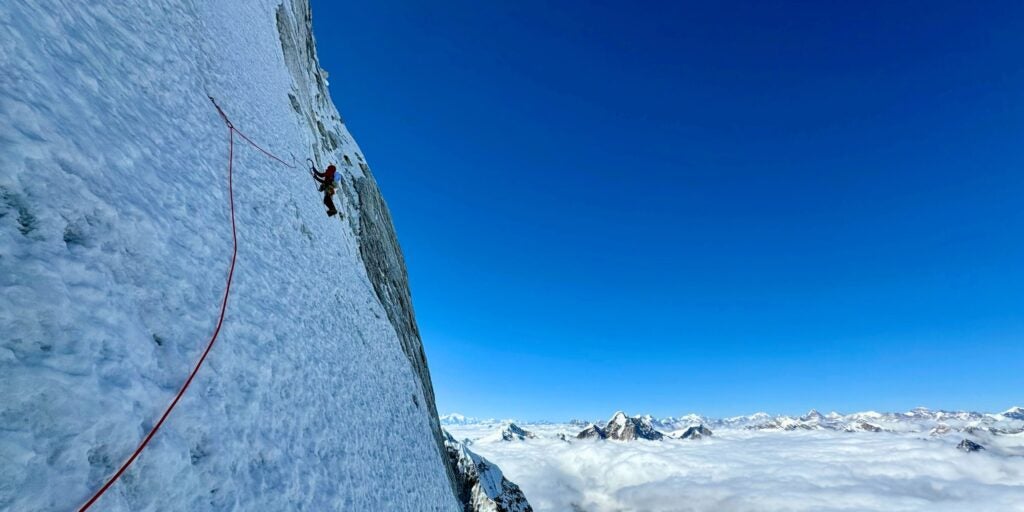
[309,1,1024,420]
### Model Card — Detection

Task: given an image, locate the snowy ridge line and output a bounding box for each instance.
[78,97,294,512]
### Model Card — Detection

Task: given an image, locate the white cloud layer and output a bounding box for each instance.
[449,425,1024,512]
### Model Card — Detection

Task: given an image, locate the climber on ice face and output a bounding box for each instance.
[311,163,339,217]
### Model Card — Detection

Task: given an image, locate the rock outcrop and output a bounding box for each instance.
[957,439,985,452]
[576,424,607,440]
[673,425,713,440]
[443,430,534,512]
[496,424,536,442]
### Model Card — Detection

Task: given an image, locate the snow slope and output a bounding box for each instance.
[1,1,459,510]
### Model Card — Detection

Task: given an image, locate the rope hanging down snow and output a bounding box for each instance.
[78,97,295,511]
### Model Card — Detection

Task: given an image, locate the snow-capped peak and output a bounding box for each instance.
[600,411,664,441]
[803,409,823,420]
[610,411,629,426]
[480,422,537,443]
[501,423,537,441]
[1000,406,1024,420]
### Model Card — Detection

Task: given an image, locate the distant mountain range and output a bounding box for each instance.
[450,407,1024,459]
[443,406,1024,438]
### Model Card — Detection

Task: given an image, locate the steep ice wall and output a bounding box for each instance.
[274,1,462,500]
[0,1,459,510]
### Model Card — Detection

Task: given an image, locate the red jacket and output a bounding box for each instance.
[314,164,337,185]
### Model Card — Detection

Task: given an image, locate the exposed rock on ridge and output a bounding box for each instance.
[576,412,665,441]
[673,425,713,440]
[443,430,533,512]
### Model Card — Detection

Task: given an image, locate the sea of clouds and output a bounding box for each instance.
[447,424,1024,512]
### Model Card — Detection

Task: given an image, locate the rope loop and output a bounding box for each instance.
[78,95,294,511]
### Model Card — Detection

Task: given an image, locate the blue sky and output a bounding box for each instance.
[310,1,1024,420]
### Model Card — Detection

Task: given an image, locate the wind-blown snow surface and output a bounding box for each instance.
[1,2,458,511]
[448,420,1024,512]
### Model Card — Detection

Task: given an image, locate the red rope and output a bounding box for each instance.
[78,98,292,511]
[233,128,296,168]
[209,96,295,168]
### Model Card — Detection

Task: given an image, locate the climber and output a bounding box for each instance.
[310,162,339,217]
